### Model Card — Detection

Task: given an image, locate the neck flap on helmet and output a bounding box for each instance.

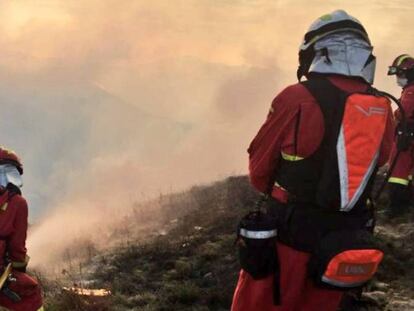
[308,33,376,84]
[0,164,23,189]
[298,10,374,84]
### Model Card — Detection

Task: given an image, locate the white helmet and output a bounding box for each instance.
[297,10,376,84]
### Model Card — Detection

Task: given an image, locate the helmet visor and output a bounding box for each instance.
[388,66,407,76]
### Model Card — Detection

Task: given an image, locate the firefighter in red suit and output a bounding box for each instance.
[231,10,394,311]
[386,54,414,217]
[0,147,43,311]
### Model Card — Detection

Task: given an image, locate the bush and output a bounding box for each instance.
[166,281,201,305]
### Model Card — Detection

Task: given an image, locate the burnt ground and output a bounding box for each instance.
[42,176,414,311]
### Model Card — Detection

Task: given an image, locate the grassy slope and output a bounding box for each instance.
[44,176,414,311]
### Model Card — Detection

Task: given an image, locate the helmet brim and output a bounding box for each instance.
[300,28,370,51]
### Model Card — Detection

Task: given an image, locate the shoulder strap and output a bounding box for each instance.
[303,78,390,212]
[301,77,348,208]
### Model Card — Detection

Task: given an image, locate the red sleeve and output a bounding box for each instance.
[8,196,29,268]
[378,104,395,166]
[248,86,300,193]
[401,87,414,118]
[389,147,414,182]
[389,88,414,183]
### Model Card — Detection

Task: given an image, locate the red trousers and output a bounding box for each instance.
[0,272,43,311]
[231,242,343,311]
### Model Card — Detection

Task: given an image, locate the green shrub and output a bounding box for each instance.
[166,281,201,304]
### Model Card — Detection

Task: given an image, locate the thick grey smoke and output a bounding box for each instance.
[0,1,409,267]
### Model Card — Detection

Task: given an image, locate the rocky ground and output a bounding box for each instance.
[41,176,414,310]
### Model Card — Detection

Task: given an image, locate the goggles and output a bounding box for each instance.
[388,66,406,76]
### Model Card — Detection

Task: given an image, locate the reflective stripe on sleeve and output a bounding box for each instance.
[389,177,410,186]
[281,152,304,161]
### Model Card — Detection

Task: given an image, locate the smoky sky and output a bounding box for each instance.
[0,0,411,267]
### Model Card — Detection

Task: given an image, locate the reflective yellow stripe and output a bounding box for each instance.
[308,35,321,46]
[397,55,411,66]
[37,307,44,311]
[281,152,304,161]
[389,177,409,186]
[11,255,30,268]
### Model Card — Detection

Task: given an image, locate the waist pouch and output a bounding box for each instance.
[268,201,382,290]
[237,211,278,279]
[308,229,384,290]
[236,210,280,304]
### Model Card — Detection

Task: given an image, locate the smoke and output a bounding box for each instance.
[0,0,408,269]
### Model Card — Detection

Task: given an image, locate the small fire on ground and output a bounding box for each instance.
[63,287,111,297]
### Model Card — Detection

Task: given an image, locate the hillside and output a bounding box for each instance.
[42,176,414,311]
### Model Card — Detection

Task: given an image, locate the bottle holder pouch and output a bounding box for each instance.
[308,229,383,290]
[237,211,278,279]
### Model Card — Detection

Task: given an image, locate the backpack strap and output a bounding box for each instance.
[301,77,348,208]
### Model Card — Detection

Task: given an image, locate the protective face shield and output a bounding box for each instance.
[0,164,23,188]
[397,76,408,88]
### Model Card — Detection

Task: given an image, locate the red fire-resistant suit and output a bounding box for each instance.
[389,83,414,184]
[231,75,394,311]
[0,188,43,311]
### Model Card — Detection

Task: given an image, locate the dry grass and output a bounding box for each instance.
[42,175,414,310]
